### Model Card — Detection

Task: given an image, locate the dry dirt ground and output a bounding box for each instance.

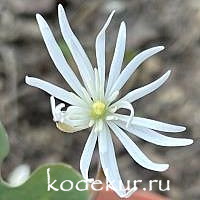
[0,0,200,199]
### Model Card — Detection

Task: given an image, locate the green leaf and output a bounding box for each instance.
[58,39,71,59]
[124,50,138,64]
[0,122,9,163]
[0,122,89,199]
[0,163,89,200]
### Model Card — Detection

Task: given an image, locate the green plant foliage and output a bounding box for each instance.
[0,122,9,163]
[124,50,138,64]
[0,164,89,200]
[0,122,89,200]
[58,39,71,59]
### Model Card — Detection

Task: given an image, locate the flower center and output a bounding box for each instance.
[91,101,106,119]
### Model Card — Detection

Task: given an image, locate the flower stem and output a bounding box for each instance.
[89,162,105,200]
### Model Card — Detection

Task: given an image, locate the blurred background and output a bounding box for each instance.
[0,0,199,199]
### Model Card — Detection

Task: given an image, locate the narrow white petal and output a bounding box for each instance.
[25,76,86,106]
[108,46,165,96]
[93,120,104,133]
[89,120,95,127]
[123,187,138,198]
[106,115,117,121]
[68,119,90,127]
[50,96,65,122]
[55,103,65,111]
[66,106,90,120]
[36,14,84,97]
[50,96,56,120]
[108,106,118,114]
[106,21,126,95]
[58,5,95,96]
[106,90,119,105]
[94,68,100,100]
[51,101,65,122]
[108,122,169,172]
[115,121,193,146]
[112,101,134,127]
[96,11,115,97]
[85,76,97,100]
[80,127,98,180]
[98,127,126,197]
[121,70,171,103]
[98,122,108,153]
[80,87,93,104]
[115,114,186,132]
[67,114,90,121]
[67,105,90,114]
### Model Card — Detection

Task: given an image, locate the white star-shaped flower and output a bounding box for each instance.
[25,5,193,198]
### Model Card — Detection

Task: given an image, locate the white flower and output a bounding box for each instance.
[25,4,193,198]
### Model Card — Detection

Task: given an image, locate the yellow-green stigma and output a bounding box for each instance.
[91,101,106,119]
